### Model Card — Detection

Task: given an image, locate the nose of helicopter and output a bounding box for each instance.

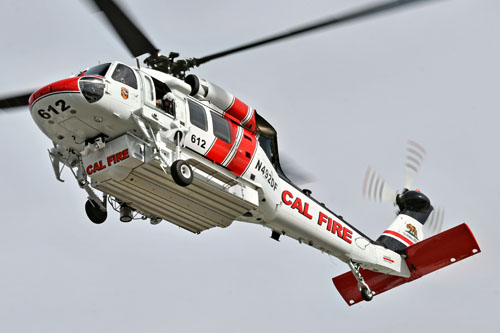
[28,77,81,108]
[28,75,113,151]
[29,75,107,109]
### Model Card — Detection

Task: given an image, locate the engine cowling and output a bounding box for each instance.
[185,74,256,131]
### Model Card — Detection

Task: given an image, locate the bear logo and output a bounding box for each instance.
[406,223,418,239]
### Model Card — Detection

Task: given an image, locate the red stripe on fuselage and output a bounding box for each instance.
[29,77,80,108]
[205,121,238,165]
[226,129,257,176]
[225,97,256,131]
[243,113,256,132]
[225,98,248,121]
[383,230,415,246]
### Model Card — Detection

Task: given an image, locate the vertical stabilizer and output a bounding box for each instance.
[377,190,432,253]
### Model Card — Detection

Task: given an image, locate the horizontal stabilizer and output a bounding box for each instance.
[332,223,480,306]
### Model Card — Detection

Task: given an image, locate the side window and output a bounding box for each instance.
[211,112,231,144]
[188,100,207,131]
[111,64,138,89]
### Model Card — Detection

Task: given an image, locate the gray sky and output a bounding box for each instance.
[0,0,498,332]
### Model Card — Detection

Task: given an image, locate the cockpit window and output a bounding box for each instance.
[111,63,138,89]
[83,63,111,77]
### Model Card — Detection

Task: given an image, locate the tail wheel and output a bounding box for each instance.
[171,160,193,187]
[85,199,107,224]
[360,286,373,302]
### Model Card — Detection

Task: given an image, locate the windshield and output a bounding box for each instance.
[111,63,138,89]
[82,63,111,77]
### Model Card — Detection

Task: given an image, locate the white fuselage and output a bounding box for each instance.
[28,61,409,277]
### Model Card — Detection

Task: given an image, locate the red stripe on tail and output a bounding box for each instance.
[383,229,415,246]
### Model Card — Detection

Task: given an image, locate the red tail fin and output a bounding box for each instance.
[332,223,480,306]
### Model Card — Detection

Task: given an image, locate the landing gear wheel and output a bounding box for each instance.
[171,160,193,187]
[360,286,373,302]
[85,199,107,224]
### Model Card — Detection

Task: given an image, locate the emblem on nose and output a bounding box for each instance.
[121,87,129,99]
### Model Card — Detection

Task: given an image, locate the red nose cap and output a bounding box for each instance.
[29,77,80,108]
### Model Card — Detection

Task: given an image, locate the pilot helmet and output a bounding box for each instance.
[163,92,174,101]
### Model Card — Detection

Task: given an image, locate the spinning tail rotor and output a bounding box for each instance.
[363,140,444,235]
[404,140,426,189]
[363,167,397,204]
[427,206,445,234]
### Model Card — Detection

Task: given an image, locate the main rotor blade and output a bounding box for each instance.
[194,0,437,66]
[279,153,317,185]
[90,0,159,58]
[0,92,32,110]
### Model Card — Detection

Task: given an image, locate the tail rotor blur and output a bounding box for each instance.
[363,167,397,203]
[363,140,426,206]
[404,140,426,189]
[362,140,446,233]
[426,206,445,234]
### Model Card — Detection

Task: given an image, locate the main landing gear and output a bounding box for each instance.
[348,261,374,302]
[170,131,193,187]
[171,160,193,187]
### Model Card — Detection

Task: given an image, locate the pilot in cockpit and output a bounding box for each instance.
[162,92,175,116]
[156,92,175,117]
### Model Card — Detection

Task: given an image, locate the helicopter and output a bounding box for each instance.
[0,0,480,305]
